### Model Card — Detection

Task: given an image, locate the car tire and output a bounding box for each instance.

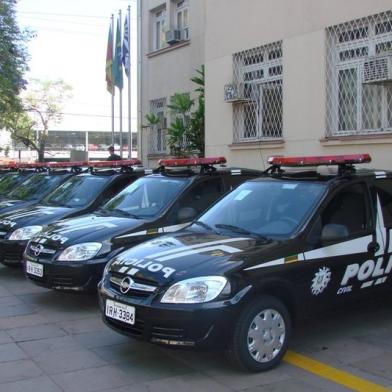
[227,295,291,372]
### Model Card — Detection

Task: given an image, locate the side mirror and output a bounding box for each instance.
[177,207,197,223]
[320,223,349,243]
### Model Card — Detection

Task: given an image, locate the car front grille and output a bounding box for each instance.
[109,273,158,298]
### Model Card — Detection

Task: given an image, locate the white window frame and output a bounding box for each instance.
[233,43,283,143]
[152,8,166,51]
[326,12,392,136]
[175,0,189,40]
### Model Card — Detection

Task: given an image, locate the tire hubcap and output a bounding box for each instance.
[247,308,286,363]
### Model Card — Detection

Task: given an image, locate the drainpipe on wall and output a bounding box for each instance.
[137,0,143,164]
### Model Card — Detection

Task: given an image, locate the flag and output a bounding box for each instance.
[105,24,114,94]
[122,13,130,77]
[113,18,123,90]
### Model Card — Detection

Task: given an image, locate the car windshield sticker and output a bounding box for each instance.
[282,183,298,189]
[234,190,252,201]
[311,267,331,295]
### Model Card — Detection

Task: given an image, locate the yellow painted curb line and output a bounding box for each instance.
[284,351,392,392]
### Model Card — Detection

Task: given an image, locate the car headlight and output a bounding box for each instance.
[161,276,229,304]
[9,226,43,241]
[58,242,102,261]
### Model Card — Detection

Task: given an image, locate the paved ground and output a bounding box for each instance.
[0,264,391,392]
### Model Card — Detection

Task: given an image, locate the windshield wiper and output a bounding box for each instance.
[193,220,218,233]
[214,223,269,240]
[110,208,140,219]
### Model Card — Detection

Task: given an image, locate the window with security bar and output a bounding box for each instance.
[148,98,167,155]
[231,42,283,143]
[326,11,392,136]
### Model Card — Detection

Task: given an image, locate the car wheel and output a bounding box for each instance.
[227,295,291,372]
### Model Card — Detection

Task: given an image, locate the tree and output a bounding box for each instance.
[144,66,205,157]
[5,79,73,161]
[0,0,32,127]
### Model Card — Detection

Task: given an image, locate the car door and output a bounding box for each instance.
[302,181,382,306]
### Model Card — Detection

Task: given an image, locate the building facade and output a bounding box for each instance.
[137,0,205,166]
[139,0,392,169]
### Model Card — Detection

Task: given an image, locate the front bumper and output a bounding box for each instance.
[98,278,239,348]
[24,257,108,291]
[0,239,27,266]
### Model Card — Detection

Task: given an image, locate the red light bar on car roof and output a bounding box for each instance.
[18,162,48,169]
[159,157,227,167]
[48,161,89,168]
[268,154,371,167]
[89,159,141,168]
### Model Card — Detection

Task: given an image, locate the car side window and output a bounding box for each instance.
[170,178,224,224]
[321,183,369,237]
[374,179,392,228]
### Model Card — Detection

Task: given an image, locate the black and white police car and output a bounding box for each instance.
[0,159,145,267]
[0,162,82,215]
[98,153,392,371]
[24,157,262,291]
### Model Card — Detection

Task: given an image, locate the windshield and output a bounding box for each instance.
[43,175,109,208]
[101,176,190,218]
[198,180,326,237]
[8,174,68,201]
[0,173,31,196]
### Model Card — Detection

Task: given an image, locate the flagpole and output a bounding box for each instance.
[111,14,115,147]
[127,5,132,159]
[118,10,123,159]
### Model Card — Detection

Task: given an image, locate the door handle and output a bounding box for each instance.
[367,241,380,254]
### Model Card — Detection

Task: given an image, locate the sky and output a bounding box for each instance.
[16,0,137,134]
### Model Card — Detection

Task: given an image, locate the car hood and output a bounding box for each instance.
[0,205,75,234]
[34,214,147,247]
[107,230,282,285]
[0,199,37,215]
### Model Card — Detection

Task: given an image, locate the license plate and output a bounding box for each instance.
[26,261,43,277]
[105,299,135,325]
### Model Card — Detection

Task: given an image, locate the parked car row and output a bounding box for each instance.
[0,154,391,371]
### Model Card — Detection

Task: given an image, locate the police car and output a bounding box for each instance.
[24,157,262,291]
[0,162,82,215]
[0,160,145,267]
[98,153,392,371]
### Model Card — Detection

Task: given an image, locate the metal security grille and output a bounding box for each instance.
[148,98,167,154]
[326,11,392,136]
[231,41,283,143]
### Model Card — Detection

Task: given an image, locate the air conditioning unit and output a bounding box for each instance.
[224,83,249,102]
[165,29,181,45]
[363,56,392,84]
